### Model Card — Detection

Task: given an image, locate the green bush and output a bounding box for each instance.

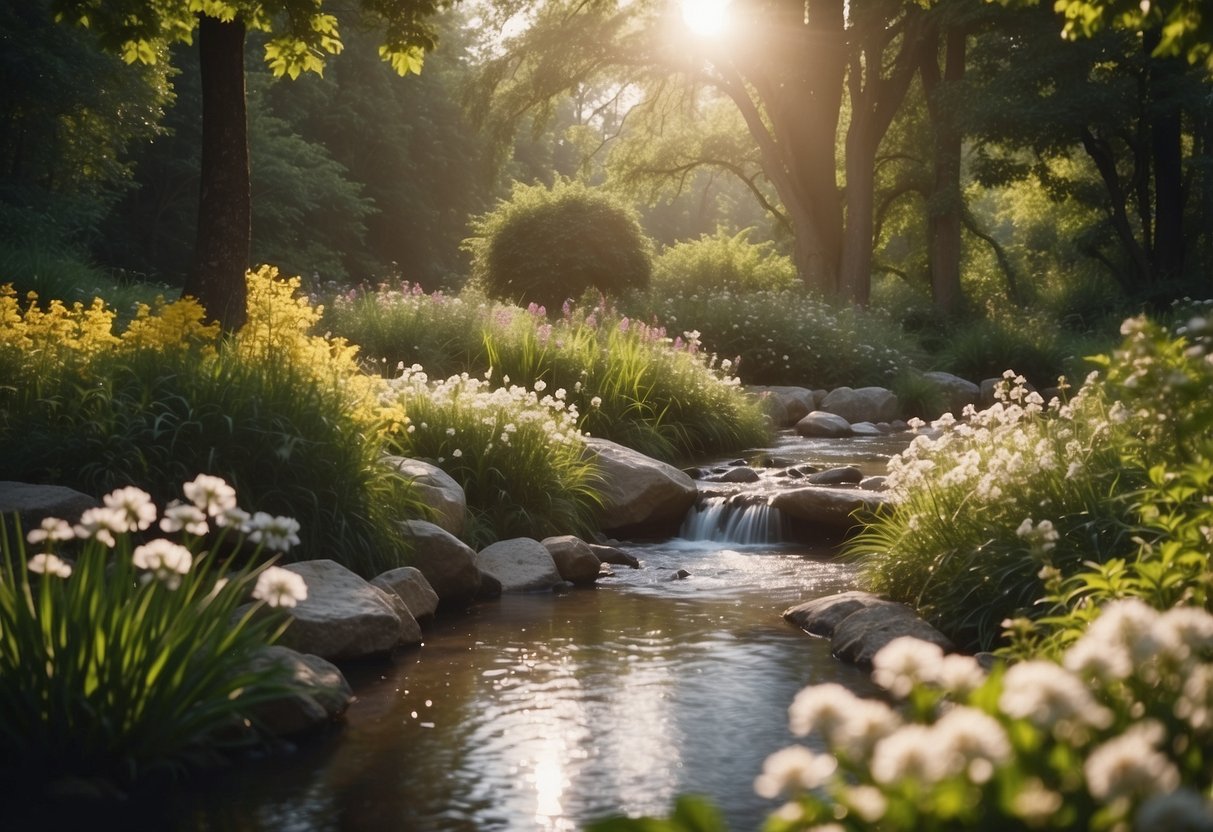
[933,312,1085,388]
[464,178,652,310]
[650,228,797,295]
[0,478,315,788]
[630,287,918,388]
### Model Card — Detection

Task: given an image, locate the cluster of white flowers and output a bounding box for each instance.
[25,475,306,604]
[762,601,1213,827]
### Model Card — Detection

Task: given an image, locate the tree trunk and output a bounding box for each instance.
[840,122,878,305]
[183,14,250,331]
[1149,57,1185,280]
[920,26,966,315]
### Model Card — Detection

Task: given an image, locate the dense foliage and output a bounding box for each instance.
[465,178,652,310]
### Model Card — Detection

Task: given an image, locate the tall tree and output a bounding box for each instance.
[475,0,937,305]
[53,0,445,328]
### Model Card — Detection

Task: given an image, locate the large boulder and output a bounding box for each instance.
[784,591,893,638]
[475,538,564,592]
[0,482,98,527]
[747,386,817,428]
[794,411,853,439]
[372,566,440,621]
[919,371,980,416]
[399,519,483,606]
[588,543,641,569]
[270,560,414,661]
[240,646,353,736]
[542,535,602,585]
[770,486,892,531]
[583,437,697,537]
[806,466,863,486]
[831,604,954,667]
[820,387,899,424]
[383,456,467,537]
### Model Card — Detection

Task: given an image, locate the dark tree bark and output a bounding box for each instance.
[183,14,250,331]
[1149,54,1185,280]
[920,24,966,315]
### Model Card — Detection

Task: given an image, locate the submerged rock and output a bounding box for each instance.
[475,538,564,592]
[542,535,602,585]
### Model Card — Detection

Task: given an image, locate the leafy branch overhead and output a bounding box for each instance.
[50,0,445,78]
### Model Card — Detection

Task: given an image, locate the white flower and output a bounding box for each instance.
[934,654,987,695]
[452,448,463,458]
[252,566,308,608]
[590,396,602,408]
[1013,779,1064,825]
[534,379,547,392]
[1174,665,1213,731]
[844,785,887,823]
[160,501,209,535]
[74,506,126,547]
[1084,721,1180,803]
[753,745,837,798]
[26,517,75,545]
[215,505,251,529]
[132,539,193,589]
[999,661,1113,730]
[28,553,72,578]
[871,724,944,784]
[182,474,238,518]
[102,486,157,532]
[1016,518,1059,554]
[247,512,302,552]
[872,637,945,698]
[932,706,1012,782]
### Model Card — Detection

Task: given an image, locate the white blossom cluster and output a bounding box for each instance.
[760,600,1213,829]
[25,475,306,607]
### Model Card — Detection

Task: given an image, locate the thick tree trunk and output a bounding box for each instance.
[183,14,250,331]
[839,125,878,305]
[921,26,966,315]
[1149,57,1185,280]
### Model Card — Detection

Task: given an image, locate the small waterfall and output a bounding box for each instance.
[680,496,786,545]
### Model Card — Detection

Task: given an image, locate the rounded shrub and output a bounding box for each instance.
[465,179,652,310]
[651,228,797,295]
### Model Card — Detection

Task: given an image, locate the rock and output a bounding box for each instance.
[710,467,761,484]
[542,535,602,585]
[589,543,641,569]
[979,378,1001,409]
[806,466,863,486]
[583,437,698,537]
[820,386,899,424]
[859,476,887,491]
[784,591,891,637]
[747,386,817,427]
[475,538,564,592]
[890,420,909,432]
[831,604,954,667]
[270,560,412,661]
[770,486,892,531]
[794,411,853,438]
[919,371,980,416]
[0,482,99,528]
[398,519,484,607]
[372,566,440,621]
[476,571,503,600]
[669,569,691,580]
[383,456,467,537]
[241,646,353,736]
[850,421,884,437]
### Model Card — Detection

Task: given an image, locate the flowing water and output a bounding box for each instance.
[34,434,910,832]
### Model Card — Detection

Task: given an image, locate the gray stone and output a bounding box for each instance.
[770,486,892,531]
[784,591,891,637]
[399,519,482,607]
[850,421,884,437]
[241,646,353,736]
[820,386,899,424]
[747,386,817,428]
[711,467,761,484]
[920,371,980,416]
[0,482,98,528]
[372,566,440,621]
[859,476,888,491]
[794,410,853,438]
[807,466,863,486]
[542,535,602,585]
[589,543,641,569]
[475,538,564,592]
[383,456,467,537]
[831,605,954,667]
[583,437,697,536]
[669,569,691,580]
[271,560,409,661]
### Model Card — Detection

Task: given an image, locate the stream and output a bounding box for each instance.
[35,434,910,832]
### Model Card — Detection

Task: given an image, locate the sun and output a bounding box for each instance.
[681,0,731,38]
